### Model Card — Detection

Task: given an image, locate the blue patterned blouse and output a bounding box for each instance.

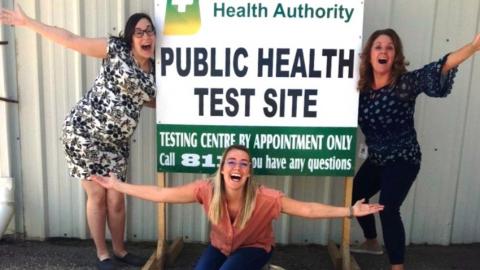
[358,55,458,165]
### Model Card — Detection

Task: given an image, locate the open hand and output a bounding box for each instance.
[0,4,29,27]
[352,199,384,217]
[90,173,120,190]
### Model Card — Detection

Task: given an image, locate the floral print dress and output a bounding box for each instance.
[62,37,155,181]
[358,55,457,165]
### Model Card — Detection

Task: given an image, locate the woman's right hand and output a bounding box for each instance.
[2,3,107,58]
[0,4,30,27]
[90,173,120,190]
[471,33,480,52]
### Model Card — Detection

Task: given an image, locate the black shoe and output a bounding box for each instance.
[96,258,116,270]
[114,252,146,267]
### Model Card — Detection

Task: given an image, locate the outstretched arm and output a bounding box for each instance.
[90,173,198,204]
[442,33,480,74]
[281,197,383,219]
[0,4,107,58]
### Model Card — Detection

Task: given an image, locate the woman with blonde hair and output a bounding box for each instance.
[91,144,384,270]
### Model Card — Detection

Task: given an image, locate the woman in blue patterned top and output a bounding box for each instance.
[350,28,480,270]
[1,4,156,270]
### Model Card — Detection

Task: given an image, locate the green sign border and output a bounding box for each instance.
[157,124,356,176]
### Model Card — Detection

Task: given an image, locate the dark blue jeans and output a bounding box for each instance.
[352,159,420,265]
[194,244,272,270]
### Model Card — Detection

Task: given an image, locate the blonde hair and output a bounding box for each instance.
[208,145,257,229]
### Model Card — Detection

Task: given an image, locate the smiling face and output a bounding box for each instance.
[370,34,395,77]
[221,149,251,192]
[131,18,156,61]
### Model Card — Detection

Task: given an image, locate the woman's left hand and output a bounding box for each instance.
[352,199,384,217]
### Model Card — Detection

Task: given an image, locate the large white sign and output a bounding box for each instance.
[155,0,364,176]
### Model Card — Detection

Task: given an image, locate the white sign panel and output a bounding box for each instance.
[155,0,364,176]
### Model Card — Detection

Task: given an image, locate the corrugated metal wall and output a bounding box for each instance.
[0,0,22,236]
[2,0,479,245]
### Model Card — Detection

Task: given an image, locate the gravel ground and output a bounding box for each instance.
[0,237,479,269]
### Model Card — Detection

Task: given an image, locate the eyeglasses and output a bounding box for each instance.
[134,28,155,38]
[225,159,250,169]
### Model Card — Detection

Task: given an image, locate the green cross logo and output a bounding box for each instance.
[164,0,201,35]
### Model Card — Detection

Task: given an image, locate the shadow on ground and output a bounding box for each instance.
[0,237,479,269]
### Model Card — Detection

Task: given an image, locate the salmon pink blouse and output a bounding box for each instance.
[194,180,284,255]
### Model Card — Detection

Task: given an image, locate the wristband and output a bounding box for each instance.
[348,206,354,219]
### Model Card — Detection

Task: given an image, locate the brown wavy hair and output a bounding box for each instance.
[358,28,407,92]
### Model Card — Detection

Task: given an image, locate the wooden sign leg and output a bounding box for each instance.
[142,173,184,270]
[328,177,360,270]
[341,176,356,270]
[142,173,167,270]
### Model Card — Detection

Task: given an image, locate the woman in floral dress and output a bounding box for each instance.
[1,4,156,270]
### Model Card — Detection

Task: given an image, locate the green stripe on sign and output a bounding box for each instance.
[157,124,357,176]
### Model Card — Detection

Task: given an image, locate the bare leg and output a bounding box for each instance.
[81,180,109,260]
[391,264,404,270]
[106,188,127,257]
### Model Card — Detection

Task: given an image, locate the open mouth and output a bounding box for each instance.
[378,59,388,64]
[141,44,152,51]
[230,173,241,182]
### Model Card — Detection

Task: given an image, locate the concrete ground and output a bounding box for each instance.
[0,237,479,269]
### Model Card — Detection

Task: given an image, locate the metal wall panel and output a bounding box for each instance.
[0,0,23,236]
[412,0,479,245]
[5,0,480,245]
[449,2,480,244]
